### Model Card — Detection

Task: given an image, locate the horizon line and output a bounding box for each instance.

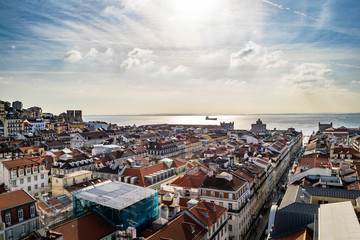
[83,112,360,116]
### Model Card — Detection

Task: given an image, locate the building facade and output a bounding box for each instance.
[0,189,41,240]
[0,158,49,198]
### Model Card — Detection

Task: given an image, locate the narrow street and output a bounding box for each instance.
[245,146,305,240]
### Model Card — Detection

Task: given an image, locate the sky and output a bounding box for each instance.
[0,0,360,115]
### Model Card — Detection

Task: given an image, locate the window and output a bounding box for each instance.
[228,203,233,210]
[27,177,31,183]
[40,166,44,172]
[7,229,13,239]
[318,200,323,204]
[18,208,24,222]
[28,186,31,191]
[20,178,24,184]
[35,184,38,190]
[34,175,38,181]
[5,212,11,225]
[12,180,16,187]
[33,167,38,173]
[229,193,233,199]
[41,174,44,179]
[220,192,224,198]
[41,183,44,188]
[30,205,35,217]
[21,224,25,235]
[219,201,223,207]
[211,191,215,197]
[11,170,17,177]
[229,224,232,231]
[19,169,24,176]
[26,168,31,174]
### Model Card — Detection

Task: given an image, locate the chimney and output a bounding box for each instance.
[187,199,199,208]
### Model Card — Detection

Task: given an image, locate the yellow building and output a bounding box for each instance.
[51,170,93,197]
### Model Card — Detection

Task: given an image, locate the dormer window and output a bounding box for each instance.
[40,166,44,172]
[5,212,11,225]
[19,169,24,176]
[211,191,215,197]
[11,170,17,178]
[30,205,35,217]
[229,193,233,199]
[33,167,38,173]
[220,192,224,198]
[18,208,24,222]
[26,168,31,175]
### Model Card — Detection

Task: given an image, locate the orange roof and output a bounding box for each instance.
[172,158,187,168]
[171,171,206,188]
[2,158,43,170]
[189,201,227,228]
[123,162,169,187]
[298,157,330,168]
[51,212,117,240]
[147,211,206,240]
[0,189,34,210]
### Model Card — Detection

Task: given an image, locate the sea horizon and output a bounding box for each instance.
[84,112,360,117]
[83,113,360,137]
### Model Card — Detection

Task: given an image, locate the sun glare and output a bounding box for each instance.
[172,0,218,23]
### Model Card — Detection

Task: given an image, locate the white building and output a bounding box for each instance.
[0,158,49,198]
[199,171,251,240]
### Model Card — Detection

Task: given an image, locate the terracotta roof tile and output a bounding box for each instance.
[51,212,117,240]
[0,189,34,210]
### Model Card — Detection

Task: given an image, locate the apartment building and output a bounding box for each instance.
[0,189,41,240]
[0,158,49,197]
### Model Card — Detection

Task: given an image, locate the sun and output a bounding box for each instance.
[172,0,219,23]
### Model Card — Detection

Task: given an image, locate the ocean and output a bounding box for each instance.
[83,113,360,136]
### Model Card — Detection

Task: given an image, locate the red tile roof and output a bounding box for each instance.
[171,171,206,188]
[123,162,169,187]
[2,158,44,170]
[0,189,34,210]
[189,201,227,228]
[146,211,206,240]
[298,156,330,168]
[51,212,117,240]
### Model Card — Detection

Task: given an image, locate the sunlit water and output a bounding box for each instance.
[83,113,360,136]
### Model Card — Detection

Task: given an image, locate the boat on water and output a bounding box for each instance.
[205,116,217,120]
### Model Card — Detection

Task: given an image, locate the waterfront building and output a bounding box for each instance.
[251,119,267,134]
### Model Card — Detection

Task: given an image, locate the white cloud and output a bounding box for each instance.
[64,48,114,63]
[128,48,153,57]
[120,58,141,70]
[64,50,83,63]
[216,78,247,86]
[230,41,287,69]
[84,48,99,60]
[104,48,114,57]
[281,63,334,92]
[10,45,16,49]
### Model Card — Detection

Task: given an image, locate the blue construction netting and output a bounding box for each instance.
[73,192,159,234]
